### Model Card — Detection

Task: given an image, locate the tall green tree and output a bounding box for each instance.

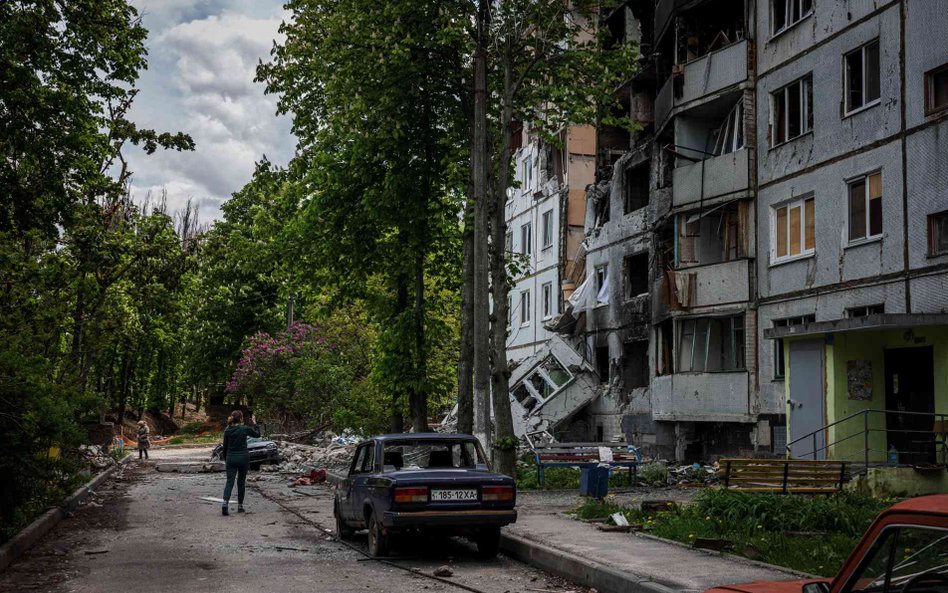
[258,0,469,432]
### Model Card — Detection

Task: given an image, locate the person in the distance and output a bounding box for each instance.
[220,410,260,516]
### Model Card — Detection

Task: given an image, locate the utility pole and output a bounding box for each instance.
[287,292,295,330]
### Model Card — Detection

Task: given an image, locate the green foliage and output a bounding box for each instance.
[639,462,670,486]
[0,0,193,543]
[571,490,893,576]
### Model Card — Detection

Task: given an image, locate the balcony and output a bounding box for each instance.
[672,147,750,208]
[651,372,751,422]
[682,40,749,105]
[654,40,751,131]
[687,258,751,308]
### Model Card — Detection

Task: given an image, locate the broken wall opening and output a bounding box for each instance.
[676,1,745,65]
[624,252,649,299]
[624,161,650,214]
[676,201,747,267]
[623,340,649,390]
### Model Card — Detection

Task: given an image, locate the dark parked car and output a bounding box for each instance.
[333,433,517,558]
[211,437,280,469]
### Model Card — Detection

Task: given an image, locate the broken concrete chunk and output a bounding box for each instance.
[432,566,454,577]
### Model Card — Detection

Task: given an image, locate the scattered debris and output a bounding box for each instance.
[274,546,309,553]
[261,437,359,474]
[640,500,676,514]
[84,549,109,555]
[693,538,734,551]
[78,445,115,470]
[292,468,328,486]
[597,524,632,533]
[432,566,454,577]
[610,512,629,527]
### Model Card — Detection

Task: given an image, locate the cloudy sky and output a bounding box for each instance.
[125,0,295,223]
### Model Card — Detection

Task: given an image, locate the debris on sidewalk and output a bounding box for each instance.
[292,468,328,486]
[432,566,454,577]
[262,434,360,474]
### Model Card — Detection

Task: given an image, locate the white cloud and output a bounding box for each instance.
[125,2,294,222]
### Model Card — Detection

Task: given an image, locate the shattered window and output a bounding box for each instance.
[382,440,485,472]
[772,0,813,36]
[711,99,744,156]
[539,356,571,388]
[847,527,948,593]
[771,75,812,145]
[512,383,539,411]
[678,316,746,373]
[511,355,572,411]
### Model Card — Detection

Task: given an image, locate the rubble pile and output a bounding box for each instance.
[78,445,115,470]
[669,462,719,485]
[263,437,358,474]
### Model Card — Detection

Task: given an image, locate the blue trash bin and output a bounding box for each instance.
[579,466,609,498]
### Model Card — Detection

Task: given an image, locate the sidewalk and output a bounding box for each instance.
[502,490,803,593]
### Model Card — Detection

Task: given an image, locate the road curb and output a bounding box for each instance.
[499,532,679,593]
[0,455,133,574]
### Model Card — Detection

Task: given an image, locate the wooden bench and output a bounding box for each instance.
[721,458,850,494]
[533,442,640,486]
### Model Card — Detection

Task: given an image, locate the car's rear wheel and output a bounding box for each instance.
[474,526,501,559]
[334,504,354,540]
[367,512,389,557]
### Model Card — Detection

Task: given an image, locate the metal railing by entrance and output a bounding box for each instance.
[786,409,948,475]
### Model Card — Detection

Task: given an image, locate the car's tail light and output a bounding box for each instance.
[481,485,514,502]
[394,486,428,503]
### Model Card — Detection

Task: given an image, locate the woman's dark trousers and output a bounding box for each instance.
[223,452,249,505]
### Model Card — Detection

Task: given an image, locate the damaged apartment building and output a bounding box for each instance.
[505,0,948,463]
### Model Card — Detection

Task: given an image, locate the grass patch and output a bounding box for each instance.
[571,489,893,577]
[516,460,638,491]
[178,421,207,435]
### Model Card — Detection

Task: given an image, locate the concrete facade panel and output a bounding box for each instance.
[756,7,902,186]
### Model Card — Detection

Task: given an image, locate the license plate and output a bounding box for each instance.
[430,489,478,501]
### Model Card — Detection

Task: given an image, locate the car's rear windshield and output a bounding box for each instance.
[381,439,486,472]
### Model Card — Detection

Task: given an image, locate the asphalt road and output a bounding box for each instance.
[0,447,587,593]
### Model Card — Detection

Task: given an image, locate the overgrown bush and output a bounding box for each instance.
[639,462,669,485]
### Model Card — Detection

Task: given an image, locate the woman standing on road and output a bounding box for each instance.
[137,421,150,460]
[220,410,260,516]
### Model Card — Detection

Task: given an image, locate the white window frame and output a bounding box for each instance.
[520,289,531,326]
[594,264,609,306]
[771,0,814,38]
[770,75,813,147]
[771,194,815,264]
[711,99,745,156]
[520,222,532,256]
[541,282,553,319]
[844,40,881,115]
[541,210,553,249]
[846,171,883,244]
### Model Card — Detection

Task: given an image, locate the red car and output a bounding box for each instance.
[706,495,948,593]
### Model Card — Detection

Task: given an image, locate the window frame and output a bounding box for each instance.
[594,264,609,306]
[924,63,948,116]
[676,315,746,373]
[541,210,554,250]
[928,210,948,257]
[771,194,816,265]
[846,171,883,244]
[771,0,814,39]
[770,75,813,147]
[520,289,531,326]
[520,221,533,256]
[541,282,553,319]
[844,39,881,116]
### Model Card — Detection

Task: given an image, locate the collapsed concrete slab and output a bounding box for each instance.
[508,335,600,443]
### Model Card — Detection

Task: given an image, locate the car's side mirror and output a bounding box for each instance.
[803,582,830,593]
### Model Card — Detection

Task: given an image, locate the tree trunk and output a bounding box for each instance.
[471,0,492,449]
[456,196,475,435]
[487,66,518,477]
[410,253,429,432]
[390,276,409,433]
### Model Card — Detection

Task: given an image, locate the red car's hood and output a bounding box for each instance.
[707,579,828,593]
